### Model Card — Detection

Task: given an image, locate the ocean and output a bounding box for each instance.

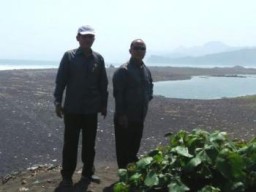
[1,59,256,70]
[0,59,59,70]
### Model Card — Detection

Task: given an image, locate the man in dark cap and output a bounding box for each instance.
[54,25,108,187]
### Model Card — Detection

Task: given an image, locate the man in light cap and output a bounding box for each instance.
[54,25,108,188]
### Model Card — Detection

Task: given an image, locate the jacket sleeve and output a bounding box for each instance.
[98,55,109,110]
[148,68,154,101]
[53,52,69,105]
[112,68,126,115]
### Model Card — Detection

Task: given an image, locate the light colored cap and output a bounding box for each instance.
[77,25,95,35]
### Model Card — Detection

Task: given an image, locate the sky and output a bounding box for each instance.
[0,0,256,64]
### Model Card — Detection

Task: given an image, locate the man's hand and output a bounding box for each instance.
[55,104,64,118]
[100,107,107,119]
[118,115,128,128]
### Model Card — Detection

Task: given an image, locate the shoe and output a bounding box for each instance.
[59,179,73,187]
[73,177,90,191]
[91,175,101,184]
[79,176,91,184]
[81,174,101,184]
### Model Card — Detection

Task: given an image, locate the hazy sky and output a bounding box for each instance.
[1,0,255,63]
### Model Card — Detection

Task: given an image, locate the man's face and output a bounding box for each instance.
[77,34,95,49]
[130,41,146,60]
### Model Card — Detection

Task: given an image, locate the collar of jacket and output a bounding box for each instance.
[76,47,93,56]
[129,58,144,68]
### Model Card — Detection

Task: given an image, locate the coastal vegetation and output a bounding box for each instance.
[114,129,256,192]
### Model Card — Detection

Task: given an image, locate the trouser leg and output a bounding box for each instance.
[114,117,129,169]
[81,114,98,177]
[126,122,144,164]
[114,118,144,169]
[61,114,81,180]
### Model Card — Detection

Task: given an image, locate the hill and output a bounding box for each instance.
[148,48,256,66]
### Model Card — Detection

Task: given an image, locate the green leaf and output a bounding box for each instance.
[231,182,245,191]
[228,153,245,179]
[169,130,188,146]
[216,149,245,179]
[168,181,190,192]
[210,131,227,142]
[144,171,159,187]
[130,173,142,181]
[113,182,129,192]
[118,169,127,181]
[126,163,137,172]
[215,155,231,179]
[197,149,211,163]
[172,146,193,158]
[136,157,153,169]
[205,144,219,162]
[148,149,161,157]
[185,156,202,171]
[198,185,221,192]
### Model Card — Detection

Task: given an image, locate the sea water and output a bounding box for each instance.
[146,62,256,68]
[0,59,58,70]
[154,75,256,99]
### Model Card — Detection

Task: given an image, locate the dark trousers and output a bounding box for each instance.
[61,113,97,180]
[114,118,144,169]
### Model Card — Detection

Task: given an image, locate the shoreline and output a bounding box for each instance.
[1,67,256,191]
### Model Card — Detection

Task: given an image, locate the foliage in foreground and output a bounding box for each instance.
[114,129,256,192]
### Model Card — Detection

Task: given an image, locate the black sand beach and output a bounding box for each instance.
[1,67,256,191]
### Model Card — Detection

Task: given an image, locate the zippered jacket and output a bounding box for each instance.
[113,60,153,122]
[54,48,108,114]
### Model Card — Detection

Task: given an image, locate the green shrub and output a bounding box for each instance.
[114,129,256,192]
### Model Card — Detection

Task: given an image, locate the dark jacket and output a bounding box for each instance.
[113,59,153,122]
[54,48,108,114]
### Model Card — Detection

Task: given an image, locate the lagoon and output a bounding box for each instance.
[154,75,256,99]
[1,60,256,100]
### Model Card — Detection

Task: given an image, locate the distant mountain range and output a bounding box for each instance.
[147,42,256,66]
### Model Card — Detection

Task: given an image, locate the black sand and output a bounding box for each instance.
[1,67,256,191]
